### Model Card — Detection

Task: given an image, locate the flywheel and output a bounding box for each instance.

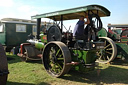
[47,25,62,42]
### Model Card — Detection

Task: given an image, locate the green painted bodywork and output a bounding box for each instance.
[116,42,128,60]
[98,28,108,37]
[31,5,110,21]
[40,34,47,43]
[35,42,44,49]
[70,49,97,72]
[98,28,128,61]
[72,50,96,64]
[121,38,128,42]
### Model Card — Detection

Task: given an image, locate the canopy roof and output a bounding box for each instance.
[31,4,110,21]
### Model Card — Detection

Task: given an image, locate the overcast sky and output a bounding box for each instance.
[0,0,128,30]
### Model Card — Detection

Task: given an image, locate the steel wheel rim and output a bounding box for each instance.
[43,41,71,77]
[97,37,117,63]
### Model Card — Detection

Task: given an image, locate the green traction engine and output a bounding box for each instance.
[97,24,128,64]
[18,5,111,77]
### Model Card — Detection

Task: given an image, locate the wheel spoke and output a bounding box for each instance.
[51,63,62,73]
[51,47,55,53]
[107,56,110,60]
[104,40,107,46]
[58,54,63,58]
[51,64,57,72]
[106,48,112,50]
[56,49,61,56]
[57,58,64,60]
[97,51,100,55]
[56,63,63,70]
[49,61,54,67]
[106,51,112,55]
[48,46,64,74]
[97,53,102,56]
[49,53,52,60]
[104,44,111,49]
[99,55,102,60]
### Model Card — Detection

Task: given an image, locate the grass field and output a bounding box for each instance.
[6,53,128,85]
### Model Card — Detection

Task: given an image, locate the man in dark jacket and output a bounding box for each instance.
[73,16,90,40]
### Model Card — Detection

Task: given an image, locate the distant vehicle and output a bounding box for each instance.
[0,18,48,54]
[97,24,128,63]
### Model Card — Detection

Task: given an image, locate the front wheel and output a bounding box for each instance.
[42,41,71,77]
[96,37,117,64]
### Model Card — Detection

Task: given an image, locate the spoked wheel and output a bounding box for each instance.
[96,37,117,64]
[43,41,71,77]
[88,13,103,32]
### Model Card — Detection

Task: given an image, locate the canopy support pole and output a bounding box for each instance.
[61,15,63,32]
[37,18,41,39]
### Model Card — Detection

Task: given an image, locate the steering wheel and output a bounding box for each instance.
[84,13,102,41]
[88,13,102,32]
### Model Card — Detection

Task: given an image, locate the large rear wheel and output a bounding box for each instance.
[43,41,71,77]
[96,37,117,64]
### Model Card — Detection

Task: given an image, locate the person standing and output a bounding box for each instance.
[73,15,90,40]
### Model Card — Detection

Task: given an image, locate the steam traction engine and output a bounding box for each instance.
[18,5,111,77]
[97,24,128,63]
